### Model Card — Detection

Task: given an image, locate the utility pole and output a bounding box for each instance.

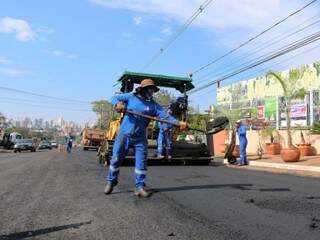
[100,104,102,129]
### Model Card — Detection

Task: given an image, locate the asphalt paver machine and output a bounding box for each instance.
[106,71,225,165]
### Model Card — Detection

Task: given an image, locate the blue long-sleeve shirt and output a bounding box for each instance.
[159,122,173,132]
[237,123,247,142]
[111,93,178,138]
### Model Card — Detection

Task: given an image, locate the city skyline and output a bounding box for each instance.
[3,115,87,130]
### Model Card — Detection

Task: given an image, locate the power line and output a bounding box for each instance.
[189,30,320,94]
[0,100,92,112]
[195,17,320,85]
[190,31,320,94]
[191,42,320,99]
[0,96,91,106]
[195,14,320,83]
[0,86,91,104]
[191,0,319,75]
[141,0,215,71]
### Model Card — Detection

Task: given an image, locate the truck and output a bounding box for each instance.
[82,128,106,151]
[1,131,23,149]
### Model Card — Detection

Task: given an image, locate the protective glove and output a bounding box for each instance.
[114,101,126,113]
[179,121,188,131]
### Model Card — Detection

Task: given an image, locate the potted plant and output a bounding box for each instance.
[267,69,306,162]
[311,121,320,134]
[297,129,313,156]
[250,118,267,159]
[261,127,281,155]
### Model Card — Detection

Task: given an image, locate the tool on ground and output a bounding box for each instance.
[126,109,229,135]
[224,128,237,164]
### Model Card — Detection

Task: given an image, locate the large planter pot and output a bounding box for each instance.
[280,147,300,162]
[265,143,281,155]
[297,143,313,156]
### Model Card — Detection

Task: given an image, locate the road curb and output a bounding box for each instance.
[221,159,320,173]
[0,150,11,153]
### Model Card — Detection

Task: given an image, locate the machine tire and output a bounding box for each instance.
[227,155,237,164]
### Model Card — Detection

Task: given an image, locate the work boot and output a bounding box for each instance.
[134,187,151,198]
[104,184,113,195]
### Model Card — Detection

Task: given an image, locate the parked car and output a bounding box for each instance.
[13,139,37,153]
[50,140,58,148]
[38,141,52,150]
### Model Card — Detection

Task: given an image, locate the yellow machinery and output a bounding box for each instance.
[105,119,121,141]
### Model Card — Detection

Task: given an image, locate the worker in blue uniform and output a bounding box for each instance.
[66,133,73,154]
[104,79,188,197]
[157,109,174,160]
[236,120,249,166]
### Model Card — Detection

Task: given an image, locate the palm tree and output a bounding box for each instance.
[267,69,306,148]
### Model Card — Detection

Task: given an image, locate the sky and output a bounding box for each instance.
[0,0,319,125]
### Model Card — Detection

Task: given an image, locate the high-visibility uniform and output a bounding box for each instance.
[66,136,73,153]
[157,122,174,157]
[107,93,178,189]
[237,123,248,165]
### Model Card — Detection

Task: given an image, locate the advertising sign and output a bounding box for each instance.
[265,97,276,121]
[290,104,307,118]
[279,97,308,127]
[257,106,264,119]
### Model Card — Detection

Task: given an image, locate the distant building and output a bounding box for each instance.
[22,117,32,128]
[58,117,65,127]
[34,118,44,129]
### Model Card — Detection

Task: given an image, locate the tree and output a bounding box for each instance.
[187,113,210,131]
[313,62,320,76]
[153,89,176,107]
[6,127,30,138]
[267,69,306,148]
[91,100,114,130]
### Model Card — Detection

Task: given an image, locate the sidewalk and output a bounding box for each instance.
[0,147,12,153]
[214,154,320,177]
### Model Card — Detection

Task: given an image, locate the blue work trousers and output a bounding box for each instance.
[157,130,172,156]
[239,138,248,165]
[67,143,72,153]
[106,133,148,189]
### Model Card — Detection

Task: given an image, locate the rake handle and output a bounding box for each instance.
[125,109,206,133]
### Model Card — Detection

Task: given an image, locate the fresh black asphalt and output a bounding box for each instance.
[0,149,319,239]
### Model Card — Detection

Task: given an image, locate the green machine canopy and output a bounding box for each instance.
[117,71,194,93]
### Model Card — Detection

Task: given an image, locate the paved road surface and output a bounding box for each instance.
[0,149,319,240]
